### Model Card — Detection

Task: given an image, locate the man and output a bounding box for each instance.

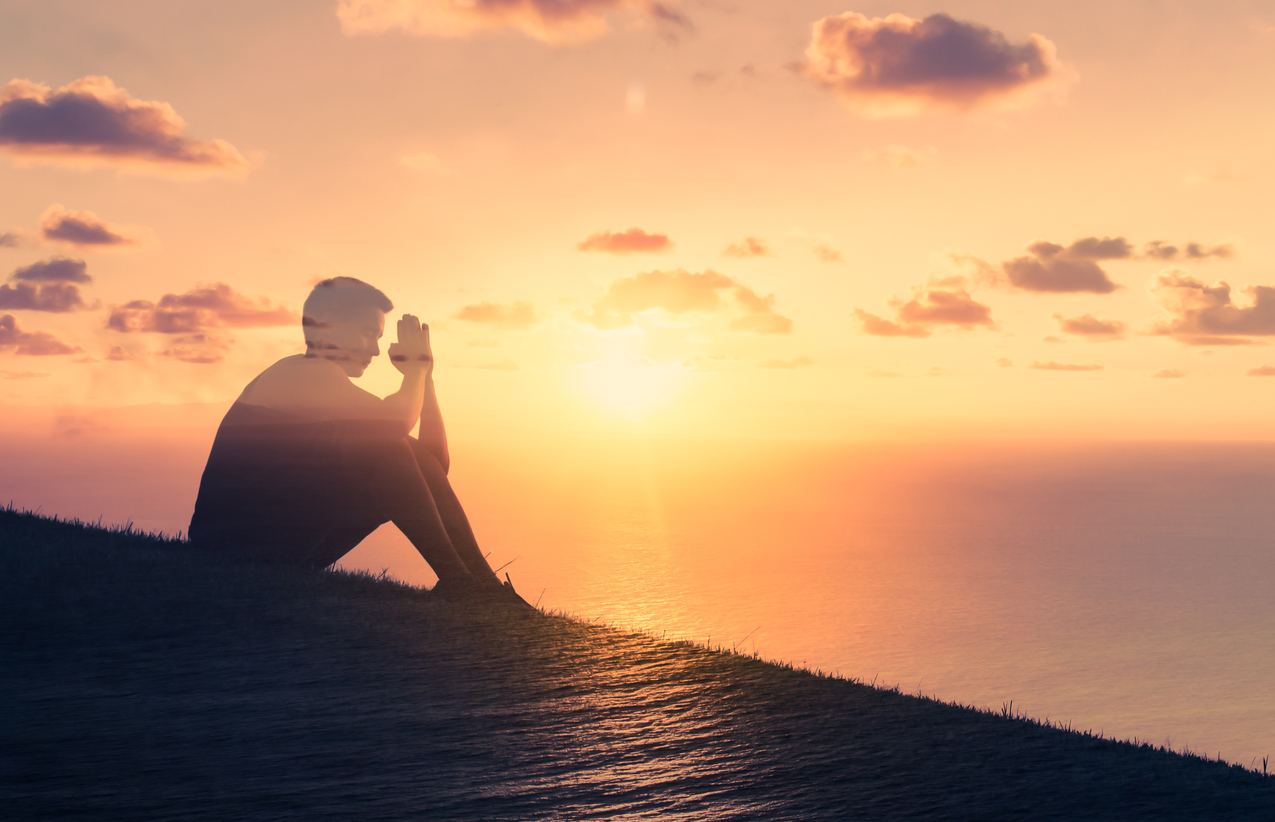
[189,276,524,606]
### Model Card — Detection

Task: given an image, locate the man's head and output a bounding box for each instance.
[302,277,394,377]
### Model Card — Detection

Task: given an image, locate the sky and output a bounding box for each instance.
[3,0,1275,443]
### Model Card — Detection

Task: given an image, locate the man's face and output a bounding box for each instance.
[315,307,386,377]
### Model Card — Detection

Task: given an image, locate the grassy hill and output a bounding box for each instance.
[4,506,1274,820]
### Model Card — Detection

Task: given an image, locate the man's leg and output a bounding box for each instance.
[364,438,474,582]
[406,438,499,582]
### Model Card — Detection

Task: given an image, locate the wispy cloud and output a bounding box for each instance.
[856,280,993,338]
[1029,361,1103,372]
[107,283,297,333]
[40,204,144,247]
[0,77,250,177]
[862,144,936,169]
[454,299,538,330]
[0,313,82,355]
[1054,313,1126,340]
[1149,270,1275,346]
[800,12,1068,115]
[337,0,689,44]
[581,268,792,334]
[578,227,672,254]
[723,237,768,258]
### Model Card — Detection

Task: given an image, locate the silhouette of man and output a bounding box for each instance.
[189,276,521,604]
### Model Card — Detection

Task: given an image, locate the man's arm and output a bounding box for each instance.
[417,374,450,473]
[381,314,432,436]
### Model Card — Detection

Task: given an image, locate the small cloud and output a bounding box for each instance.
[577,228,672,254]
[0,76,250,177]
[813,243,842,263]
[692,70,719,84]
[400,151,455,175]
[1054,313,1126,340]
[0,313,82,355]
[1149,270,1275,345]
[159,334,230,364]
[0,228,35,248]
[0,256,94,312]
[799,12,1068,116]
[336,0,691,44]
[927,367,950,377]
[757,356,813,369]
[862,144,936,169]
[478,359,519,371]
[723,237,768,258]
[10,257,90,282]
[856,281,993,338]
[996,358,1013,367]
[581,268,791,334]
[1002,237,1130,294]
[454,300,538,330]
[1029,361,1102,372]
[1142,241,1234,261]
[106,345,141,361]
[107,283,298,333]
[40,204,143,247]
[1247,366,1275,376]
[1152,369,1185,378]
[0,369,50,379]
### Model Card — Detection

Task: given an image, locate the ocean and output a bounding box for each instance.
[4,428,1273,767]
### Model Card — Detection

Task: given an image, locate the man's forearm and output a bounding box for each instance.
[382,370,428,435]
[418,376,450,473]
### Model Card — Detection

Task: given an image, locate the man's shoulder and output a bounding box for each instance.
[238,355,382,415]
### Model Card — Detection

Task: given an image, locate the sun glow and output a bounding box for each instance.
[576,357,682,418]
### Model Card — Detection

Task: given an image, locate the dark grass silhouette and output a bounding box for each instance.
[4,506,1275,820]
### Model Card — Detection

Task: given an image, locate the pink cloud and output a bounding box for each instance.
[40,204,142,247]
[454,300,538,330]
[856,283,993,338]
[337,0,689,44]
[1029,361,1103,372]
[1054,313,1126,339]
[0,313,82,356]
[723,237,768,258]
[0,76,250,177]
[578,227,672,254]
[800,12,1066,115]
[1149,271,1275,345]
[581,268,791,333]
[107,283,298,333]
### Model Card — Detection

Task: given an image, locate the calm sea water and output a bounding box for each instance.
[4,431,1273,767]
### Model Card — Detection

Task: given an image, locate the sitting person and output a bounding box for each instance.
[188,276,524,606]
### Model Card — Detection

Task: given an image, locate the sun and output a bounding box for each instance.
[577,357,681,418]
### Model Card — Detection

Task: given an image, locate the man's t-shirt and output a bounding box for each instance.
[188,356,404,563]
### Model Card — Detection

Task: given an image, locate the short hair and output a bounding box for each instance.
[302,277,393,343]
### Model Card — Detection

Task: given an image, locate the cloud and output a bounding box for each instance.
[581,268,792,334]
[1029,361,1102,372]
[1149,270,1275,345]
[995,357,1013,367]
[577,228,672,254]
[723,237,768,258]
[1152,369,1185,378]
[106,345,141,362]
[0,256,93,312]
[0,76,250,176]
[454,299,538,330]
[336,0,690,44]
[10,256,90,282]
[0,369,49,379]
[1247,366,1275,377]
[757,356,813,369]
[1054,313,1126,340]
[1142,241,1234,261]
[1002,237,1129,294]
[159,334,230,364]
[477,359,520,371]
[799,12,1066,115]
[856,282,993,338]
[107,283,298,333]
[863,144,936,169]
[0,229,35,248]
[0,313,82,355]
[39,204,141,247]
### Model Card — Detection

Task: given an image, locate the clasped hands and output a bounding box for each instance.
[387,314,434,377]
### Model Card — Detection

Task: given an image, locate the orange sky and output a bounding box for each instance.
[4,0,1275,443]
